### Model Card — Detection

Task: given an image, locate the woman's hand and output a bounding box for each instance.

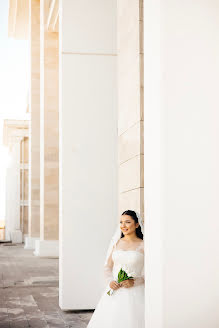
[109,281,120,290]
[120,279,134,288]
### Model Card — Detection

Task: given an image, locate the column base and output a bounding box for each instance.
[11,230,22,243]
[34,240,59,257]
[24,236,39,250]
[23,234,28,242]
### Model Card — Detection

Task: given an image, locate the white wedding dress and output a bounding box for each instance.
[87,240,145,328]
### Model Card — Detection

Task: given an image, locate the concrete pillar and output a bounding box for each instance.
[144,0,219,327]
[5,137,23,243]
[21,137,29,241]
[117,0,144,217]
[5,168,11,241]
[34,0,59,257]
[59,0,117,309]
[25,0,41,250]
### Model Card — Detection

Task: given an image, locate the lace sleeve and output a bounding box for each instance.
[103,248,114,287]
[133,242,145,286]
[133,266,145,286]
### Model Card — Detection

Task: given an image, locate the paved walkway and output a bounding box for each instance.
[0,244,93,328]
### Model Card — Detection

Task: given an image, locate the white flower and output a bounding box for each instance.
[121,265,136,277]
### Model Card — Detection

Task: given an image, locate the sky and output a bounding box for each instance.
[0,1,29,221]
[0,1,29,120]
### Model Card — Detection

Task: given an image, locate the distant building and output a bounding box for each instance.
[3,119,29,243]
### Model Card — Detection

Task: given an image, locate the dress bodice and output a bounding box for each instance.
[112,250,144,280]
[104,239,144,286]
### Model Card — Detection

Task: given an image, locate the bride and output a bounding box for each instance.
[87,210,144,328]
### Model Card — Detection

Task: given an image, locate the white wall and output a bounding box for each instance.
[59,0,117,309]
[145,1,219,327]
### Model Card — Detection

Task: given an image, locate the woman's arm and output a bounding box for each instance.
[133,266,145,286]
[104,249,120,290]
[104,250,114,286]
[134,242,145,286]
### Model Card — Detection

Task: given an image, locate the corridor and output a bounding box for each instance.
[0,244,92,327]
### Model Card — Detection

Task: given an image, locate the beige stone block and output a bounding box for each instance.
[31,199,40,206]
[31,185,40,200]
[139,20,144,54]
[29,205,40,237]
[24,138,29,163]
[118,66,141,134]
[44,121,59,135]
[23,206,29,235]
[117,0,143,134]
[140,119,144,154]
[40,7,59,242]
[117,0,140,54]
[140,86,144,121]
[117,16,142,133]
[44,167,59,205]
[44,108,58,121]
[29,0,40,239]
[24,170,29,199]
[140,54,144,88]
[140,154,144,189]
[139,0,144,22]
[31,147,40,163]
[44,146,59,162]
[119,187,144,218]
[31,174,40,186]
[119,121,144,164]
[119,154,144,193]
[31,113,40,126]
[44,205,59,240]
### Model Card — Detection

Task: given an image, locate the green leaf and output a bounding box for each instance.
[117,268,134,283]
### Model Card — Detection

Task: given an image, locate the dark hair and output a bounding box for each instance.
[121,210,143,240]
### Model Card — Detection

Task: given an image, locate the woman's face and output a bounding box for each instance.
[120,215,139,236]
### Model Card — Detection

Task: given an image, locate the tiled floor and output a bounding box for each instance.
[0,243,93,328]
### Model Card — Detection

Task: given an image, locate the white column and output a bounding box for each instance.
[144,0,219,327]
[5,167,12,241]
[34,0,59,257]
[5,137,23,243]
[25,0,41,250]
[59,0,117,309]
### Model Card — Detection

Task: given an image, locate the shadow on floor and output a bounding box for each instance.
[0,244,93,328]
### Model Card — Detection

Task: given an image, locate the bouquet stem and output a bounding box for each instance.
[107,268,133,296]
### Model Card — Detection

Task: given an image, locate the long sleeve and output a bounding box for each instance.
[133,242,145,286]
[104,250,114,287]
[133,265,145,286]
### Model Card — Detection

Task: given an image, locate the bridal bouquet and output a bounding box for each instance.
[107,266,135,296]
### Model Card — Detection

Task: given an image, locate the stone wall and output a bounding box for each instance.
[117,0,144,218]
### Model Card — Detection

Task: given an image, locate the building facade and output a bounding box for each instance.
[3,119,29,243]
[7,0,144,310]
[6,1,219,327]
